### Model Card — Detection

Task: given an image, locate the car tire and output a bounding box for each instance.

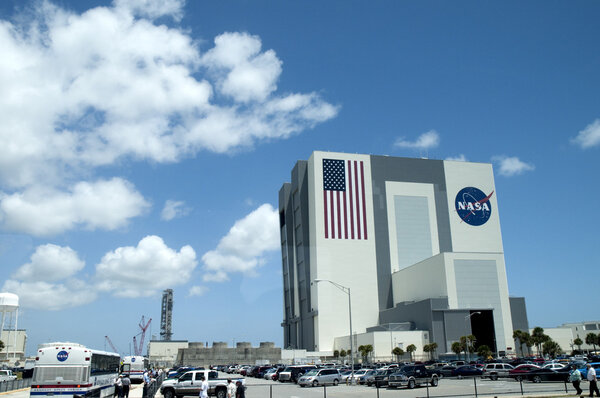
[163,390,174,398]
[215,388,226,398]
[491,374,498,381]
[333,379,339,386]
[431,376,439,387]
[312,380,318,387]
[533,375,542,383]
[408,379,416,389]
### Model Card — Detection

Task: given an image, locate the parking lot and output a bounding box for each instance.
[220,373,579,398]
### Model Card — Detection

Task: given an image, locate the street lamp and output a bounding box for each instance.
[313,278,355,384]
[464,311,481,363]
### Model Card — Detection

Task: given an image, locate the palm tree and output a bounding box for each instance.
[574,338,583,353]
[513,330,523,357]
[542,340,562,359]
[364,344,373,362]
[358,345,373,363]
[0,340,4,352]
[586,333,598,354]
[451,342,462,359]
[459,336,468,359]
[531,327,548,356]
[340,349,347,362]
[521,332,533,357]
[429,342,438,360]
[467,335,477,356]
[477,345,492,359]
[333,349,340,359]
[392,347,404,362]
[423,344,432,360]
[406,344,417,362]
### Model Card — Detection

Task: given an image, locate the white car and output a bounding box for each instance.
[0,370,16,381]
[542,363,565,370]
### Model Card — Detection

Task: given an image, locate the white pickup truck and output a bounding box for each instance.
[160,369,245,398]
[0,369,17,381]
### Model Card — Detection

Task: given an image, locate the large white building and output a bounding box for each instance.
[279,151,528,360]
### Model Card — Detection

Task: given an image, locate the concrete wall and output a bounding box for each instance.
[333,330,430,362]
[175,342,282,367]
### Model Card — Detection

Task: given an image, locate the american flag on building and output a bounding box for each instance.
[322,158,368,240]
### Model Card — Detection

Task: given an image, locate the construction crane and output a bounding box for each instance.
[133,316,152,356]
[105,335,119,354]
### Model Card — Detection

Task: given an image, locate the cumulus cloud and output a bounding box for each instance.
[161,200,190,221]
[2,279,97,311]
[0,2,338,189]
[188,285,209,297]
[12,244,84,282]
[446,154,468,162]
[571,119,600,149]
[492,156,535,177]
[0,178,150,236]
[394,130,440,150]
[95,235,197,297]
[201,204,279,282]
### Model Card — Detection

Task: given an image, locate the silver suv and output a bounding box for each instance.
[298,368,341,387]
[482,363,514,380]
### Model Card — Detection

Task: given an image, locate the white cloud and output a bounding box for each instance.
[445,154,468,162]
[161,200,190,221]
[571,119,600,149]
[12,244,84,282]
[95,235,197,297]
[188,285,209,297]
[2,279,97,311]
[394,130,440,149]
[201,204,279,282]
[492,156,535,177]
[0,3,338,190]
[0,178,150,236]
[113,0,185,21]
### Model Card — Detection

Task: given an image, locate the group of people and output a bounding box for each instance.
[113,375,131,398]
[570,363,600,397]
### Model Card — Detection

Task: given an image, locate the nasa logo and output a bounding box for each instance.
[57,350,69,362]
[131,358,136,362]
[455,187,494,226]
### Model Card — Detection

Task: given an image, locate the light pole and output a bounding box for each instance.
[464,311,481,363]
[314,278,355,384]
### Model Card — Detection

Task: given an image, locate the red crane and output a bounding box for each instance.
[133,316,152,356]
[105,335,119,354]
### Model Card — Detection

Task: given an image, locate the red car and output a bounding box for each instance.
[509,364,540,381]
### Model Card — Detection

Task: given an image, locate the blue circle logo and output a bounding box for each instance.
[57,351,69,362]
[131,358,136,362]
[455,187,494,226]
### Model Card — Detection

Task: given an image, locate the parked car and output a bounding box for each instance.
[297,368,341,387]
[264,368,277,380]
[358,369,376,385]
[0,369,16,381]
[278,365,317,383]
[388,365,439,389]
[578,363,600,379]
[525,366,571,383]
[438,365,457,377]
[346,369,370,384]
[369,368,397,387]
[509,364,541,381]
[482,363,515,380]
[452,365,483,378]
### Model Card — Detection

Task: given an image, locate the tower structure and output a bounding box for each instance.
[160,289,173,341]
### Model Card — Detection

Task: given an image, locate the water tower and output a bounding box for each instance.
[0,293,19,363]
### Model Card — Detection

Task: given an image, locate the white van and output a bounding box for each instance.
[0,369,16,381]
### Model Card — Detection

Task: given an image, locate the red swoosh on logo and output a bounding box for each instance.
[460,190,494,222]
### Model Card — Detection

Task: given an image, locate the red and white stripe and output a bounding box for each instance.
[323,159,368,240]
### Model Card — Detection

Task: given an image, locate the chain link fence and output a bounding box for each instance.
[0,378,32,393]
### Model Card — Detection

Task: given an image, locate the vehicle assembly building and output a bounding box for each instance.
[279,151,527,359]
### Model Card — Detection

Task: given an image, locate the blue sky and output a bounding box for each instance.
[0,0,599,357]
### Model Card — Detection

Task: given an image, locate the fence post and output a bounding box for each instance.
[564,380,568,394]
[323,384,326,398]
[376,382,380,398]
[269,384,272,398]
[519,378,524,395]
[426,379,430,398]
[473,376,478,397]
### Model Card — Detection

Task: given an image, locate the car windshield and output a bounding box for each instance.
[304,370,318,376]
[283,367,293,372]
[376,370,387,375]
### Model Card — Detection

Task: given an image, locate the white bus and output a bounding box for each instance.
[120,356,148,383]
[30,342,120,398]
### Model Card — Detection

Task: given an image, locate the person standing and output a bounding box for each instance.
[121,375,131,398]
[114,375,123,398]
[226,379,236,398]
[199,374,209,398]
[142,370,150,398]
[588,364,600,397]
[569,365,582,395]
[235,380,244,398]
